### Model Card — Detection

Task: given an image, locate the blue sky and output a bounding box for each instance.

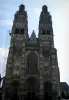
[0,0,69,84]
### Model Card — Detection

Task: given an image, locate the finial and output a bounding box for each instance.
[33,30,35,33]
[42,5,48,12]
[19,4,25,12]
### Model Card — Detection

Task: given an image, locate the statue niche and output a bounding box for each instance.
[26,52,38,74]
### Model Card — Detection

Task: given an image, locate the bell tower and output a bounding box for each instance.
[39,5,53,34]
[38,5,54,47]
[2,4,29,100]
[38,5,60,100]
[5,3,29,79]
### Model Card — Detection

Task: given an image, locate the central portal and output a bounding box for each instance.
[24,77,39,100]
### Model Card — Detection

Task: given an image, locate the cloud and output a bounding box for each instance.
[0,11,11,16]
[52,0,69,84]
[0,48,9,77]
[0,48,8,57]
[0,20,13,25]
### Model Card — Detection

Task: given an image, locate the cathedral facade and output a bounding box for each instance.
[2,4,60,100]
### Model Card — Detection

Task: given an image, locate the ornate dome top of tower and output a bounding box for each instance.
[42,5,48,12]
[14,3,27,21]
[19,4,25,12]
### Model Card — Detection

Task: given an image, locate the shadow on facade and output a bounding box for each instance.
[4,80,57,100]
[23,77,40,100]
[44,81,52,100]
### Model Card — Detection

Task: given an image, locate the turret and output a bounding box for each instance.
[11,4,28,40]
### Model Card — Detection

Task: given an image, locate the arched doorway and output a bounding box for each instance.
[44,81,52,100]
[24,77,40,100]
[26,52,39,74]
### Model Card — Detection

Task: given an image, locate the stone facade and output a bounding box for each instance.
[2,4,60,100]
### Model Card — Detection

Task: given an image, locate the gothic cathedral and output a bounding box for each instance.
[2,4,60,100]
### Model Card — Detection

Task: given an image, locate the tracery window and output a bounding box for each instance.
[26,52,38,74]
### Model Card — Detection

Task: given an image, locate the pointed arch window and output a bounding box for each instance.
[20,28,24,34]
[43,30,46,35]
[15,28,19,34]
[47,30,50,35]
[26,52,39,74]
